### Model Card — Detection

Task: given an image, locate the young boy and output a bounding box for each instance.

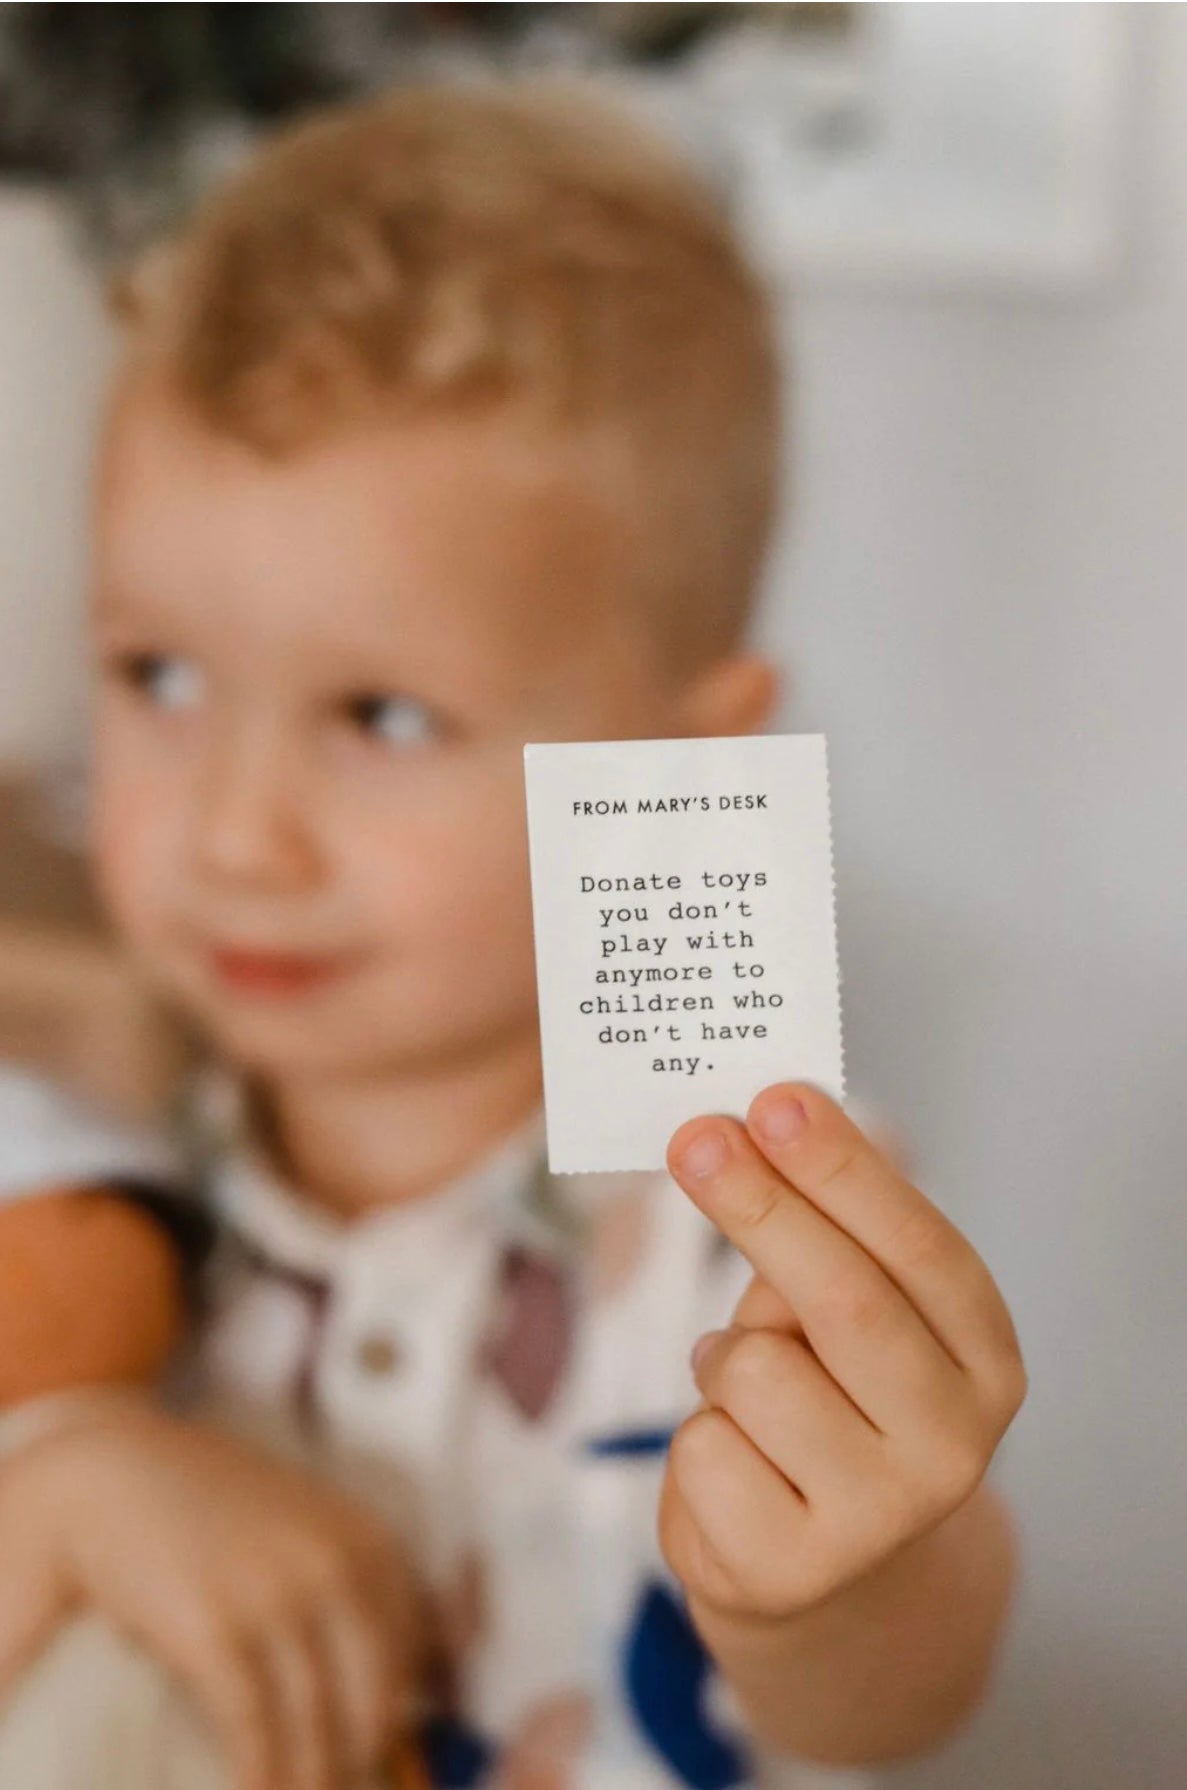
[0,83,1023,1790]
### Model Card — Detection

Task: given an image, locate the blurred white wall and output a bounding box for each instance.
[0,193,111,763]
[762,11,1185,1788]
[0,8,1182,1788]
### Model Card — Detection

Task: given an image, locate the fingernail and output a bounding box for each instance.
[678,1128,728,1179]
[751,1090,807,1144]
[690,1330,724,1376]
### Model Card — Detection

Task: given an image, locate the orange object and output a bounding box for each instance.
[387,1739,433,1790]
[0,1187,185,1405]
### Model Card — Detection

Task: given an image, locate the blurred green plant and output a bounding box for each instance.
[0,3,513,254]
[0,3,840,257]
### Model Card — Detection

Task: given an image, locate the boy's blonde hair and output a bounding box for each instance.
[117,82,781,668]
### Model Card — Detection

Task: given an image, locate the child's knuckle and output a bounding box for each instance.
[660,1514,725,1609]
[926,1425,987,1511]
[814,1143,863,1195]
[733,1171,787,1234]
[729,1512,824,1617]
[887,1207,953,1278]
[987,1346,1029,1425]
[773,1548,835,1615]
[811,1268,890,1342]
[849,1470,916,1551]
[668,1409,724,1494]
[700,1528,796,1618]
[694,1549,751,1615]
[718,1328,786,1404]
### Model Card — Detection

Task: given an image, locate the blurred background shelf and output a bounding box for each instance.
[0,2,1131,291]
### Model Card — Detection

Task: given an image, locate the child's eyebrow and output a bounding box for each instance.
[92,593,151,634]
[91,594,190,650]
[93,578,187,624]
[91,589,136,631]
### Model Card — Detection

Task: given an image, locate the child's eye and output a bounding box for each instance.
[113,652,205,713]
[346,693,440,748]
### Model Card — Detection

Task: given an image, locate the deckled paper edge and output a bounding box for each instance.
[524,735,845,1175]
[820,733,846,1108]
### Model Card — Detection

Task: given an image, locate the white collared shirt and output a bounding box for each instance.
[0,1064,871,1790]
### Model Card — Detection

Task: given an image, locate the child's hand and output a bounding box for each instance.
[660,1083,1026,1626]
[0,1403,423,1790]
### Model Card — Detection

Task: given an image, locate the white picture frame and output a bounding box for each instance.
[629,2,1131,293]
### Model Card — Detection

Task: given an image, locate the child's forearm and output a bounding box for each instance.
[691,1481,1017,1767]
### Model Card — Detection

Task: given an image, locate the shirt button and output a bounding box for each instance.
[354,1332,402,1376]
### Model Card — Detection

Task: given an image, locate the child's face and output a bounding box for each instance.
[91,376,751,1082]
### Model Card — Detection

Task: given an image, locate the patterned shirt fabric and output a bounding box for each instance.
[0,1066,872,1790]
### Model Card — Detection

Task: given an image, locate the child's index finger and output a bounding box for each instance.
[666,1111,814,1317]
[666,1106,953,1429]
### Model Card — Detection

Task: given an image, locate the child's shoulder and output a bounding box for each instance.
[0,1065,185,1205]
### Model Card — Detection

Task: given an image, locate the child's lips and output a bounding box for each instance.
[207,944,358,998]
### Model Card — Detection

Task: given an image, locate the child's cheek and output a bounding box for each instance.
[430,766,531,933]
[91,799,157,946]
[345,760,532,951]
[430,799,536,963]
[89,737,177,949]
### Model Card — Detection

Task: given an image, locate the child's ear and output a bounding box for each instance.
[673,652,782,739]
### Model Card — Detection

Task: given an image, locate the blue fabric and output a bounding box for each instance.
[623,1580,750,1790]
[421,1715,494,1789]
[585,1425,676,1459]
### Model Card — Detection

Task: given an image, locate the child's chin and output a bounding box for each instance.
[201,999,414,1081]
[211,1014,357,1076]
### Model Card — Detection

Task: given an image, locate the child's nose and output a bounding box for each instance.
[190,724,319,892]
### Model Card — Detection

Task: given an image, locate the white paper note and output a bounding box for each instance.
[523,734,844,1173]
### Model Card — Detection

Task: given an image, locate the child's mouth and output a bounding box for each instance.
[207,945,356,999]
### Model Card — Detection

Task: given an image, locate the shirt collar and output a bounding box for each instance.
[198,1073,551,1279]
